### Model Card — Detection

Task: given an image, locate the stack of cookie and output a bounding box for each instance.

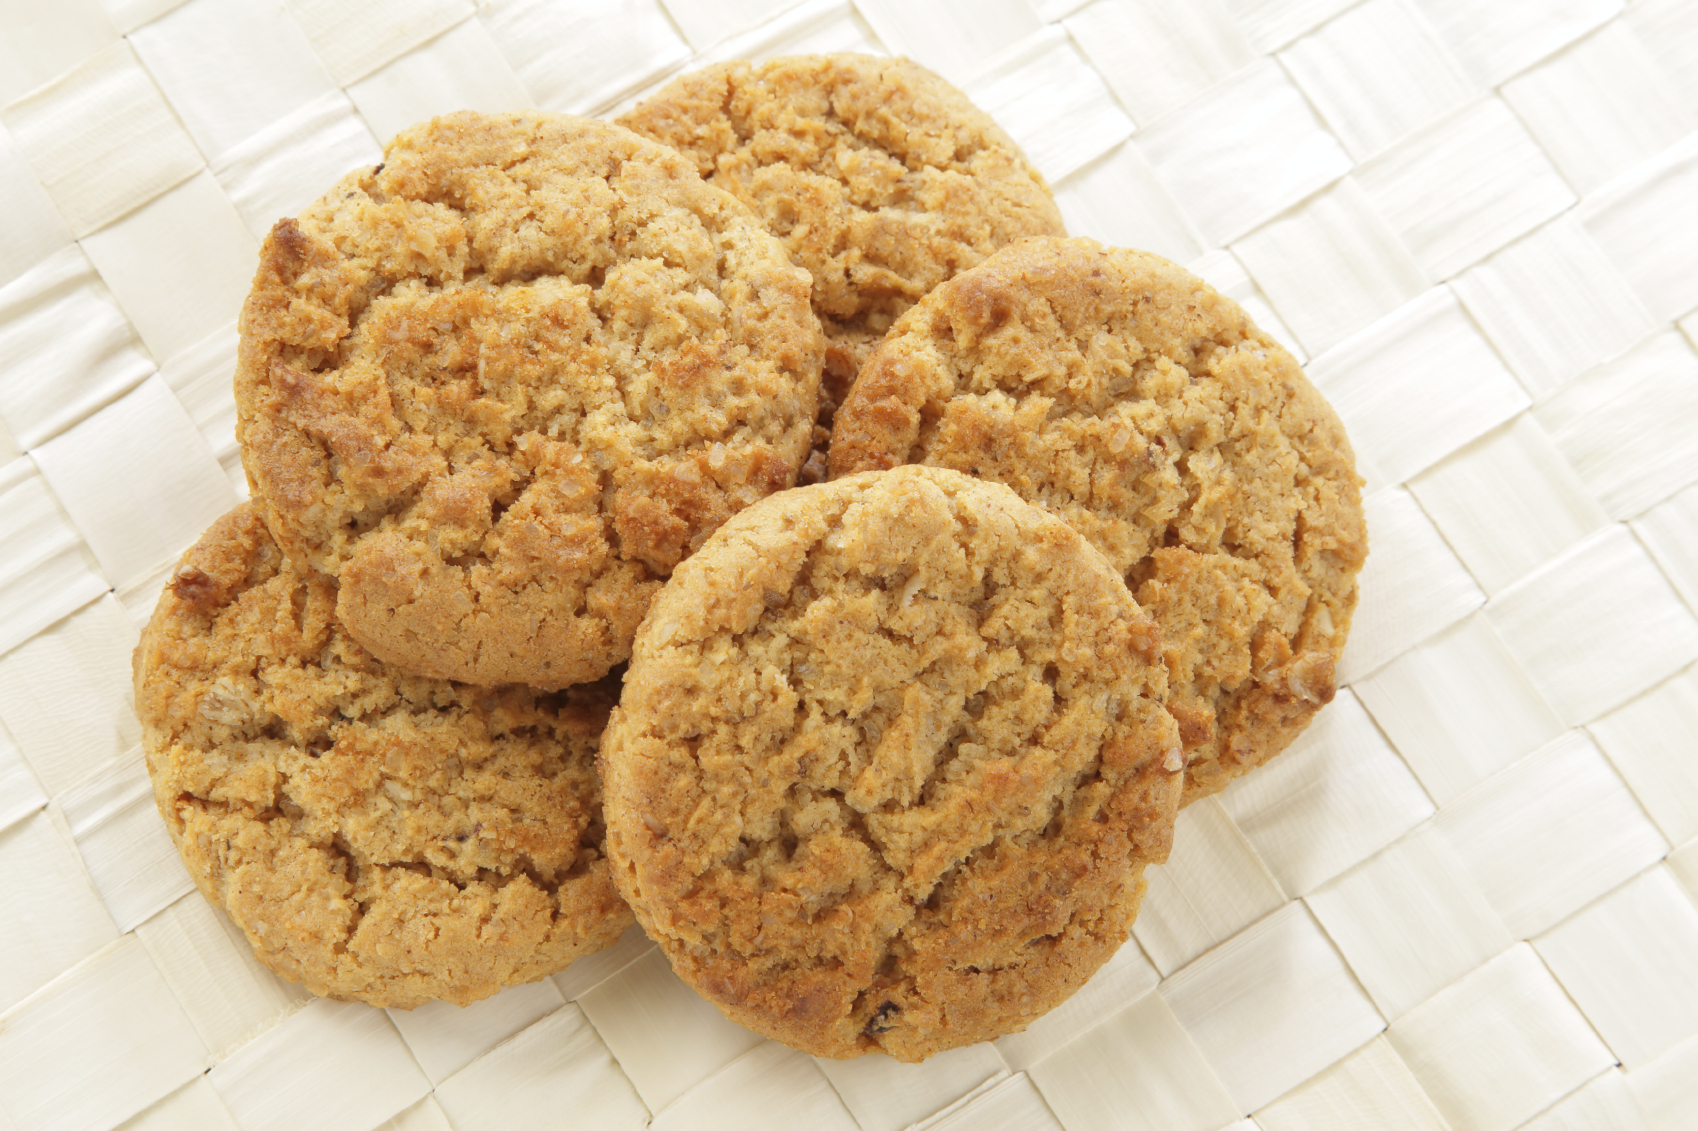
[134,54,1365,1061]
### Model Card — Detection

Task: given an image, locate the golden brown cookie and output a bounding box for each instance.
[600,466,1183,1061]
[236,111,824,689]
[134,504,633,1009]
[830,239,1368,803]
[618,54,1067,451]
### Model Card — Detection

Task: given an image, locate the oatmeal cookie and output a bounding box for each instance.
[600,466,1183,1060]
[618,54,1066,448]
[134,504,633,1009]
[236,111,824,688]
[830,239,1367,802]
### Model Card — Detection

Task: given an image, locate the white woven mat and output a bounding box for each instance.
[2,1,1697,1129]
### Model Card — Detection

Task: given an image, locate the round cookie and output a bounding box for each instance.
[600,465,1184,1061]
[134,504,634,1009]
[830,238,1368,803]
[617,53,1067,450]
[236,111,824,689]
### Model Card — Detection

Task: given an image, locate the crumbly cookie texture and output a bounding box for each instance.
[236,111,824,689]
[601,466,1183,1061]
[830,238,1368,803]
[134,505,633,1009]
[618,53,1066,447]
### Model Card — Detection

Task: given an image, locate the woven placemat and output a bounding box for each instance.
[2,1,1697,1129]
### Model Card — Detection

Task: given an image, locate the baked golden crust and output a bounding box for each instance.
[134,504,633,1009]
[601,466,1182,1060]
[235,111,824,688]
[830,238,1368,802]
[618,54,1066,440]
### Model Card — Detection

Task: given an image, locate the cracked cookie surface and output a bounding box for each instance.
[134,504,633,1009]
[830,238,1368,802]
[236,111,824,688]
[618,54,1066,453]
[600,466,1183,1060]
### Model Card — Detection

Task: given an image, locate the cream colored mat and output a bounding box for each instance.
[2,1,1697,1129]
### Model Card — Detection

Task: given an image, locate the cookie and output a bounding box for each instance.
[600,465,1183,1060]
[134,504,633,1009]
[236,111,824,689]
[830,238,1368,802]
[618,54,1067,447]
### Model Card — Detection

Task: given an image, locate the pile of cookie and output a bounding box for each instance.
[134,55,1366,1063]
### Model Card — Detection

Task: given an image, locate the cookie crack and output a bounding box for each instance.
[326,834,368,952]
